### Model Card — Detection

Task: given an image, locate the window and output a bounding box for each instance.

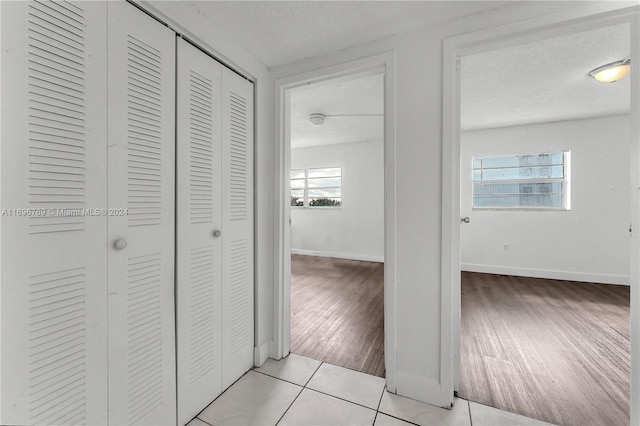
[290,167,342,207]
[472,151,570,209]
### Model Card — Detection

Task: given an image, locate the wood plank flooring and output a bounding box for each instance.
[290,254,385,377]
[459,272,630,426]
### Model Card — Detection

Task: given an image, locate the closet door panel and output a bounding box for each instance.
[221,69,254,389]
[176,39,223,426]
[1,1,108,424]
[107,2,176,425]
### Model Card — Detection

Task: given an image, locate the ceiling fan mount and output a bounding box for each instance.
[308,112,383,126]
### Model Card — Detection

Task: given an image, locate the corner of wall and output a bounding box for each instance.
[254,339,273,367]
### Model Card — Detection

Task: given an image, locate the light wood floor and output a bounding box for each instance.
[290,254,385,377]
[459,272,630,426]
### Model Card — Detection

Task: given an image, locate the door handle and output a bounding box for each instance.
[212,229,221,238]
[461,217,470,224]
[114,239,128,250]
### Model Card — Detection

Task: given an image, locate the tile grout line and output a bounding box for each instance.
[194,418,214,426]
[301,361,386,412]
[304,361,324,387]
[371,384,386,425]
[379,412,421,426]
[373,388,421,426]
[302,387,381,412]
[274,385,305,426]
[252,368,308,387]
[251,358,324,388]
[192,370,252,425]
[304,361,387,413]
[274,361,323,426]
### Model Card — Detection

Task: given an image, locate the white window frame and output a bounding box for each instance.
[290,166,342,208]
[471,151,571,211]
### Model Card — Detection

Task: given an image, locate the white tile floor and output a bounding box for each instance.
[188,354,554,426]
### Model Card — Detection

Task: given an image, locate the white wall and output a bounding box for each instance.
[145,1,276,365]
[146,0,637,410]
[461,115,631,285]
[272,1,632,406]
[291,140,384,262]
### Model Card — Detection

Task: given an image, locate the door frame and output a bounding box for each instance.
[441,2,640,419]
[273,52,397,391]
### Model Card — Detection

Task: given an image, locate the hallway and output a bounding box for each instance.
[187,354,552,425]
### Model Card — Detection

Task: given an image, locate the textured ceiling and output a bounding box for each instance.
[290,74,384,149]
[153,1,633,142]
[291,24,631,148]
[461,23,631,130]
[187,1,526,68]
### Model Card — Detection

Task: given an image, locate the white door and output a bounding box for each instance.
[107,2,177,425]
[0,1,109,424]
[176,39,223,425]
[221,68,255,389]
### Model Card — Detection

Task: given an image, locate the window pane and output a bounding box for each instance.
[308,167,341,178]
[309,197,341,207]
[291,169,305,179]
[481,152,562,169]
[291,178,305,189]
[472,170,482,181]
[481,155,520,168]
[472,157,482,169]
[309,188,341,198]
[308,177,341,188]
[482,165,563,181]
[473,193,563,208]
[473,182,563,195]
[290,189,304,206]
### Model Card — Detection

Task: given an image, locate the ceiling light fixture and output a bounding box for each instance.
[309,113,325,126]
[589,59,631,83]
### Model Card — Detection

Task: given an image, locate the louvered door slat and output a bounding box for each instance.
[107,2,176,425]
[28,0,88,236]
[176,38,223,426]
[221,67,254,390]
[1,1,108,424]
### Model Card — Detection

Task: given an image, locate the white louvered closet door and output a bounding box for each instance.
[106,2,177,425]
[176,39,223,426]
[0,1,108,425]
[221,68,255,389]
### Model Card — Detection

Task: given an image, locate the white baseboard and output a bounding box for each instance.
[254,339,273,367]
[461,263,629,286]
[291,248,384,263]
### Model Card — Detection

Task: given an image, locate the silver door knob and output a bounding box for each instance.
[212,229,221,238]
[461,217,470,223]
[114,239,128,250]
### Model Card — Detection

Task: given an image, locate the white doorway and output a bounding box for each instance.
[442,4,640,424]
[274,53,398,391]
[287,74,385,376]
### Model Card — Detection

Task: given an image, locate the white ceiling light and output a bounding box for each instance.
[309,113,325,126]
[589,59,631,83]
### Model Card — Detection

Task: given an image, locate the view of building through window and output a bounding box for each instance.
[472,151,570,209]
